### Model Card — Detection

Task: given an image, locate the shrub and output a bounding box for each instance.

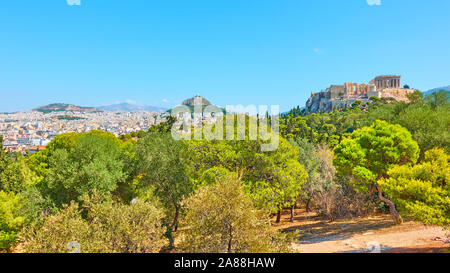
[180,175,295,253]
[18,195,166,253]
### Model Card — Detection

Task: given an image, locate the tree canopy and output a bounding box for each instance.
[380,148,449,227]
[334,120,420,224]
[181,175,294,253]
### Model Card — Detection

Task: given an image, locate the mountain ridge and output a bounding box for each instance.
[33,103,101,113]
[424,85,450,96]
[98,103,167,112]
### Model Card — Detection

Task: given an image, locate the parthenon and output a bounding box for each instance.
[306,75,416,112]
[372,75,402,89]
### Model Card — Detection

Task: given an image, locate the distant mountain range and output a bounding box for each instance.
[98,103,167,112]
[423,85,450,96]
[34,103,101,113]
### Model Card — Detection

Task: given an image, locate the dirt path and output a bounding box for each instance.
[273,209,450,253]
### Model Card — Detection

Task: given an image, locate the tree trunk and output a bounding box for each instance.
[377,184,403,225]
[167,226,175,250]
[171,206,180,232]
[305,199,312,213]
[276,210,282,223]
[227,225,233,253]
[290,205,295,222]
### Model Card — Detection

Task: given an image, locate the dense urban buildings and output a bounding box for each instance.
[0,96,223,154]
[0,110,167,154]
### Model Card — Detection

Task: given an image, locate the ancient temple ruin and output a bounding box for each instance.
[306,75,416,112]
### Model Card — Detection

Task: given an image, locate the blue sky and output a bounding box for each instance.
[0,0,449,112]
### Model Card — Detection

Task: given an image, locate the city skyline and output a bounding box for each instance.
[1,0,450,112]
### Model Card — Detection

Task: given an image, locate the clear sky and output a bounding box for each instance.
[1,0,449,112]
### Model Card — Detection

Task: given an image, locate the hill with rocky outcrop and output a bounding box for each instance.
[34,103,101,113]
[169,95,225,114]
[180,95,212,107]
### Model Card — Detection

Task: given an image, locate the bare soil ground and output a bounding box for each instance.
[272,208,450,253]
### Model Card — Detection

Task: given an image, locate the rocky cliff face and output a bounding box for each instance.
[305,87,415,113]
[306,93,355,113]
[305,75,417,113]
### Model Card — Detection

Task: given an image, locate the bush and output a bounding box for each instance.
[18,195,166,253]
[380,148,450,227]
[0,191,24,251]
[180,175,295,253]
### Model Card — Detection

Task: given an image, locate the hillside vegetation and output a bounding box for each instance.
[0,90,448,253]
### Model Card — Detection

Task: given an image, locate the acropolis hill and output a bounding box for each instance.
[306,75,416,112]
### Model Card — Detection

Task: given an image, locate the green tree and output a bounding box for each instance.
[17,186,54,227]
[0,191,24,251]
[289,138,320,212]
[359,98,449,157]
[184,137,308,223]
[0,157,38,194]
[425,90,450,109]
[148,115,177,133]
[0,136,5,161]
[241,138,308,222]
[2,142,36,194]
[180,175,294,253]
[406,90,423,103]
[396,102,450,156]
[380,148,449,227]
[134,133,192,233]
[198,166,231,188]
[43,132,127,207]
[26,132,82,180]
[334,120,420,224]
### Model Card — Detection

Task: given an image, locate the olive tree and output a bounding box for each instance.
[134,133,192,232]
[43,132,127,207]
[181,175,294,253]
